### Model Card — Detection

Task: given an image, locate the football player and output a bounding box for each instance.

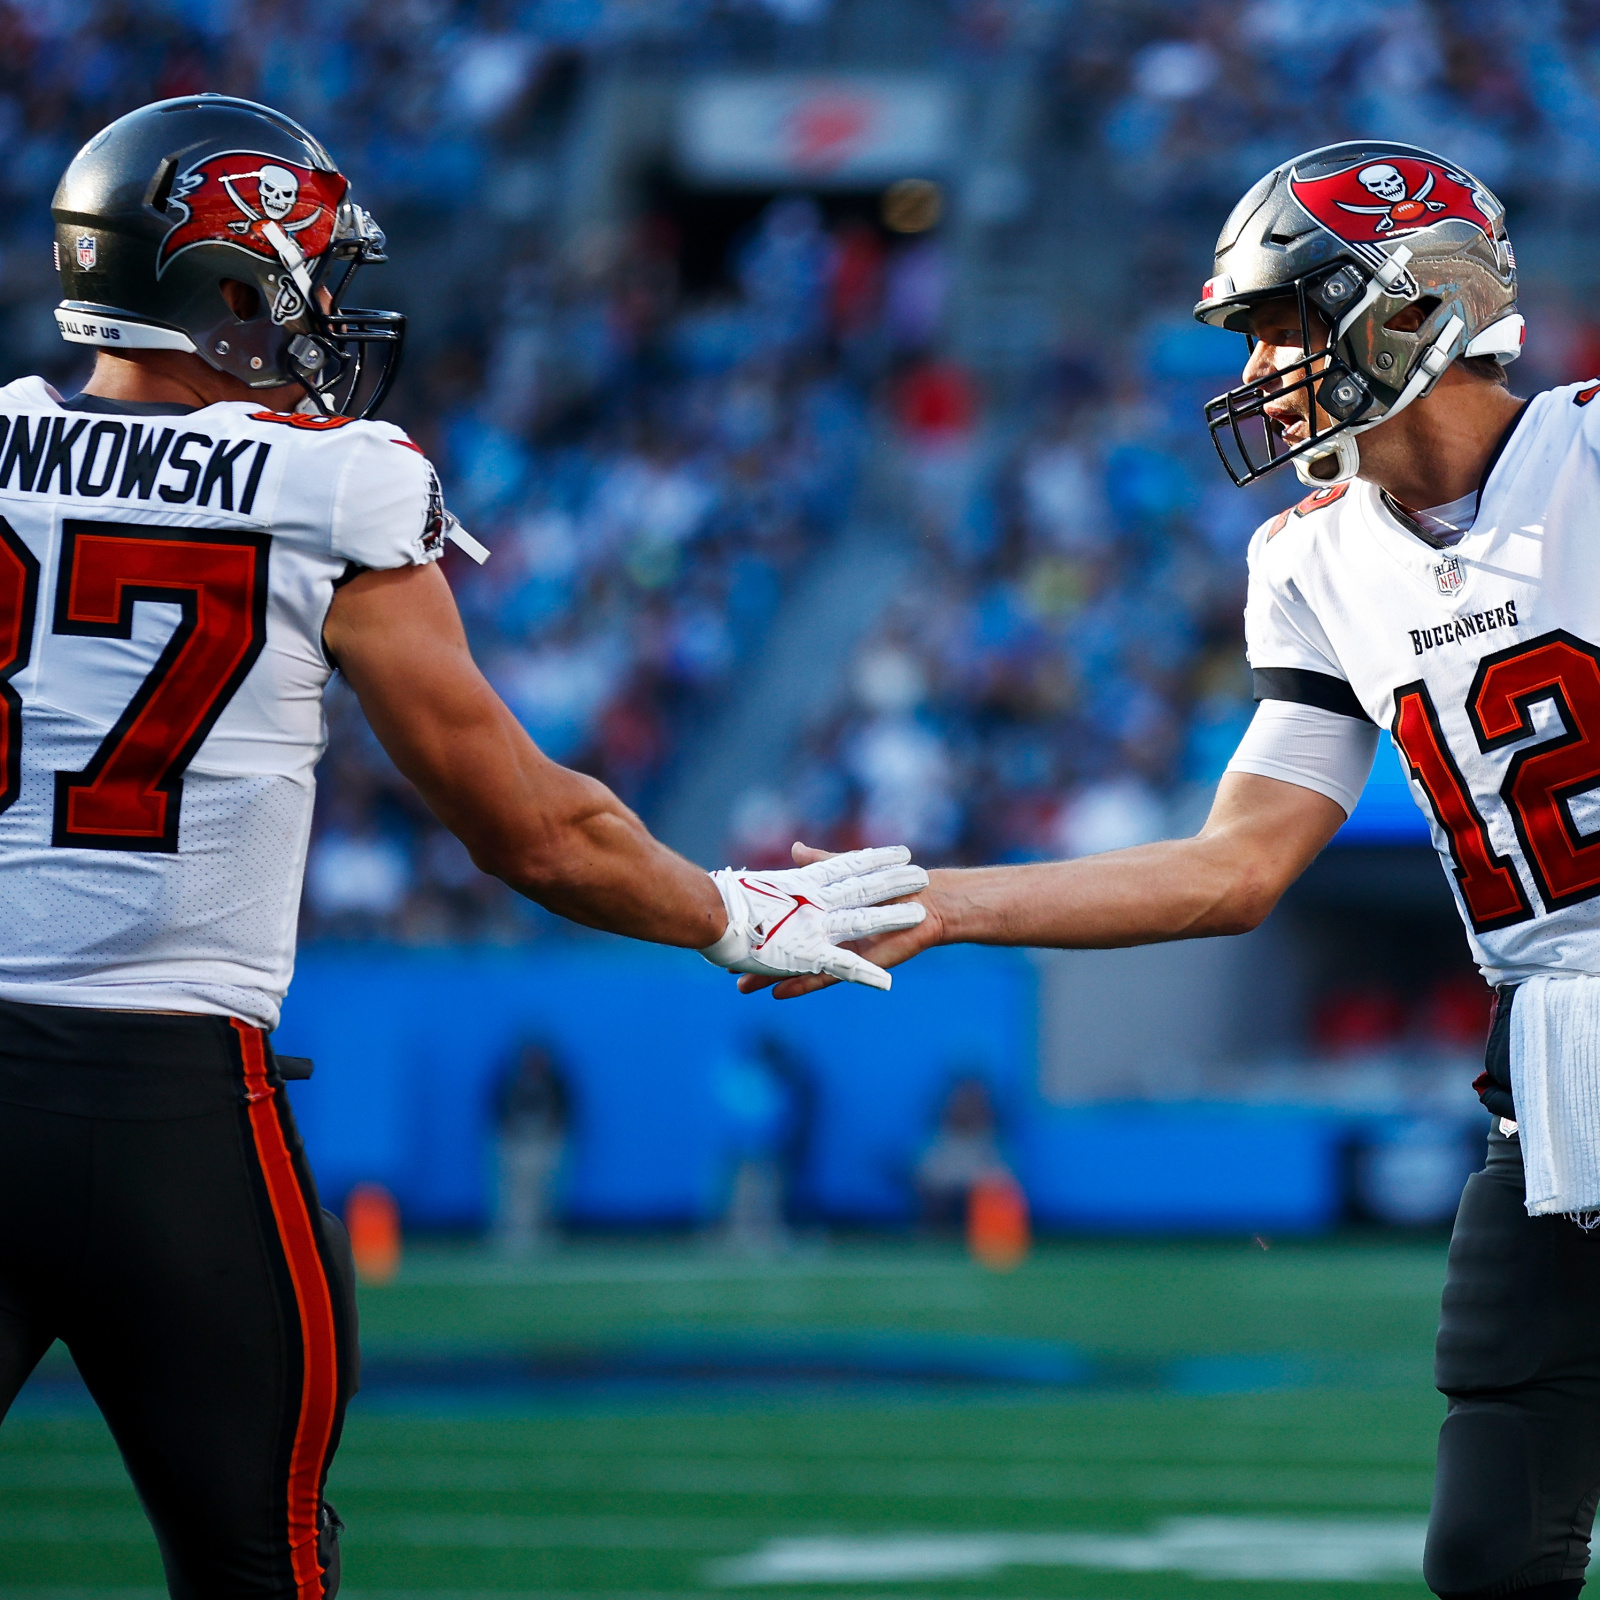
[751,141,1600,1600]
[0,95,927,1599]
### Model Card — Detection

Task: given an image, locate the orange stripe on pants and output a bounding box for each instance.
[233,1018,338,1599]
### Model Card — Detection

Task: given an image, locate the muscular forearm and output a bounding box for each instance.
[387,705,724,948]
[480,764,725,947]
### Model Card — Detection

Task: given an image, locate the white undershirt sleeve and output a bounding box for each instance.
[1225,700,1381,817]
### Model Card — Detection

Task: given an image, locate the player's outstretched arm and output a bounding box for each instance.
[325,562,726,947]
[741,772,1346,998]
[323,563,928,985]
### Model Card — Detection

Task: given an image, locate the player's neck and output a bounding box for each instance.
[76,349,300,412]
[1356,370,1527,514]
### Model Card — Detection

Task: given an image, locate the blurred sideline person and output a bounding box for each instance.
[490,1040,570,1256]
[914,1075,1008,1231]
[747,142,1600,1600]
[713,1034,817,1253]
[0,96,926,1600]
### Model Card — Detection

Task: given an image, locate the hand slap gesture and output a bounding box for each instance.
[700,846,928,991]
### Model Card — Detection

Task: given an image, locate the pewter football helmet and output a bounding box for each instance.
[1194,141,1521,487]
[52,95,403,418]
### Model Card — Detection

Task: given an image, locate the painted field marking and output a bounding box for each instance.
[707,1516,1428,1585]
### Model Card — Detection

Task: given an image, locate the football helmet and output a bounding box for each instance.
[51,94,403,418]
[1193,140,1521,488]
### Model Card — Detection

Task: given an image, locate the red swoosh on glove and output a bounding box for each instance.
[744,888,813,952]
[740,878,789,902]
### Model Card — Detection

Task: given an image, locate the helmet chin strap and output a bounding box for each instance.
[1291,313,1466,489]
[1293,432,1361,487]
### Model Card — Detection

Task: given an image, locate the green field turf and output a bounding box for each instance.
[0,1236,1450,1599]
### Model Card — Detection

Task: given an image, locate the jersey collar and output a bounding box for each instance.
[60,394,199,416]
[1363,393,1542,599]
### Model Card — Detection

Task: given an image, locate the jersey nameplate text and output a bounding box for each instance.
[0,414,271,515]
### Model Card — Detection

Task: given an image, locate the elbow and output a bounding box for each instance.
[1198,861,1283,938]
[1207,898,1273,938]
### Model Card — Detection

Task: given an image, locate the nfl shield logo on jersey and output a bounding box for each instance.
[75,235,95,269]
[1434,556,1464,595]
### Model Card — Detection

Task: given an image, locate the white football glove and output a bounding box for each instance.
[700,846,929,992]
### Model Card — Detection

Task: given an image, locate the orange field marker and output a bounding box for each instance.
[967,1171,1031,1271]
[345,1182,402,1285]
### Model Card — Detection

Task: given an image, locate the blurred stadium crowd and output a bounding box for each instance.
[5,0,1600,945]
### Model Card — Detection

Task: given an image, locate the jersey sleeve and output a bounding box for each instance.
[327,427,445,570]
[1225,699,1379,817]
[1242,520,1372,722]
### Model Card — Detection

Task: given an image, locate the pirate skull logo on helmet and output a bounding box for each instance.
[1358,164,1407,203]
[256,165,299,221]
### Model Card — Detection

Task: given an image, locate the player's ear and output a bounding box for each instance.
[220,279,262,321]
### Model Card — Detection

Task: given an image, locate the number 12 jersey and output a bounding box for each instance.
[1243,378,1600,986]
[0,377,443,1028]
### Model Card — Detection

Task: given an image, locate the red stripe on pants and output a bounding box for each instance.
[233,1018,338,1599]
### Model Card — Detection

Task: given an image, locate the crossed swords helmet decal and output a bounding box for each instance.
[1193,140,1522,488]
[217,165,320,326]
[1334,162,1449,233]
[51,94,405,419]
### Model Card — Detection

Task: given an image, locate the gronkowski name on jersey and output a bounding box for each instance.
[1245,381,1600,985]
[0,375,445,1028]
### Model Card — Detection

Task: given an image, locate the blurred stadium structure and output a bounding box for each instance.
[8,0,1600,1231]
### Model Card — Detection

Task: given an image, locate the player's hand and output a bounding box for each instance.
[735,842,945,999]
[700,846,928,991]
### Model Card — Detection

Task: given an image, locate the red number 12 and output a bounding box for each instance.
[1393,630,1600,930]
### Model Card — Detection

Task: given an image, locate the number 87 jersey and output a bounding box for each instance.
[0,376,447,1029]
[1241,379,1600,985]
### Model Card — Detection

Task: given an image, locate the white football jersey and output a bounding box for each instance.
[1242,379,1600,986]
[0,376,442,1027]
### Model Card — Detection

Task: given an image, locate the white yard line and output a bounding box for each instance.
[0,1503,1429,1576]
[707,1517,1428,1586]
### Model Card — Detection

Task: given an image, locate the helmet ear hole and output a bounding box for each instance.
[1385,296,1438,334]
[219,279,262,322]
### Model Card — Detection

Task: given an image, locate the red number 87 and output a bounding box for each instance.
[0,515,269,853]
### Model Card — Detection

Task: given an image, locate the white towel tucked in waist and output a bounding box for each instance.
[1510,972,1600,1216]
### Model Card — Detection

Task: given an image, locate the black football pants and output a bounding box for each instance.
[1426,1120,1600,1599]
[0,999,358,1598]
